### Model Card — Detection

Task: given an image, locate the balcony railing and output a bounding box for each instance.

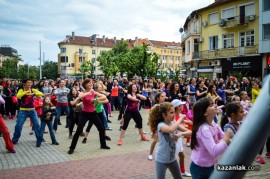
[199,45,258,60]
[218,15,256,29]
[181,28,201,42]
[192,51,200,59]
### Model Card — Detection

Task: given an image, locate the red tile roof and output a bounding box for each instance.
[149,40,181,48]
[58,36,180,49]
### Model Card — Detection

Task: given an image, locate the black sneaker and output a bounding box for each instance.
[58,121,62,125]
[80,132,85,137]
[82,138,87,144]
[53,142,59,145]
[107,120,112,123]
[36,143,41,147]
[100,145,110,149]
[105,136,111,141]
[68,149,74,154]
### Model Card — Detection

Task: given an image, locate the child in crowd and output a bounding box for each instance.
[148,92,167,161]
[30,96,44,135]
[221,102,244,134]
[0,94,16,153]
[187,102,194,121]
[175,98,193,147]
[190,97,233,178]
[148,102,186,179]
[39,96,59,146]
[171,99,192,177]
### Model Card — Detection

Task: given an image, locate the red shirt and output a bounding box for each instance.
[34,98,43,116]
[82,91,96,112]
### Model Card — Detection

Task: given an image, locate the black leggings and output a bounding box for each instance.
[69,112,80,135]
[69,111,106,150]
[122,111,143,130]
[85,112,104,132]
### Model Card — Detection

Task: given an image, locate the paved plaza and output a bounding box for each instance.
[0,109,269,179]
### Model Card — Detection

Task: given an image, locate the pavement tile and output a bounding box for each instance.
[0,109,269,178]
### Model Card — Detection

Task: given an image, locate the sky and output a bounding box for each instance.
[0,0,214,66]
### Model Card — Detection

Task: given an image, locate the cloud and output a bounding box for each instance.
[0,0,213,66]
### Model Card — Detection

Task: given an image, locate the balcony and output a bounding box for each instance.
[192,51,200,60]
[218,15,256,29]
[199,45,258,60]
[181,28,201,42]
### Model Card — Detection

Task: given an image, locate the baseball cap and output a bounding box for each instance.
[171,99,186,108]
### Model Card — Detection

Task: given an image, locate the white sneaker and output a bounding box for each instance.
[186,142,190,147]
[143,131,147,134]
[181,172,191,177]
[148,154,153,161]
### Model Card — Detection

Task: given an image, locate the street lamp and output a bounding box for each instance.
[93,34,99,78]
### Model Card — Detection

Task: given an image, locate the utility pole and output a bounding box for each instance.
[39,41,42,79]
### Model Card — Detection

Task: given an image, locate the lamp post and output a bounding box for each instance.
[94,34,99,78]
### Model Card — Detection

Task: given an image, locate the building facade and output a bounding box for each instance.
[259,0,270,76]
[58,33,181,78]
[181,0,262,79]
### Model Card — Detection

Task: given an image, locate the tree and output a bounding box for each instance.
[79,60,95,79]
[42,61,58,79]
[0,57,21,79]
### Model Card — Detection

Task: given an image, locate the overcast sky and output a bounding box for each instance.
[0,0,214,66]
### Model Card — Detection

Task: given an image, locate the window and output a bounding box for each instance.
[264,0,270,11]
[209,36,218,50]
[263,24,270,40]
[60,48,66,53]
[222,7,235,20]
[240,30,254,47]
[223,34,234,48]
[79,49,83,54]
[92,58,96,63]
[71,63,74,67]
[164,50,166,53]
[194,20,198,33]
[60,56,68,63]
[79,57,84,62]
[92,50,96,54]
[239,3,255,18]
[161,50,163,53]
[186,40,190,54]
[209,12,219,24]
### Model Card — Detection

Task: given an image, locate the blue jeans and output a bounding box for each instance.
[102,107,109,128]
[12,110,42,144]
[40,121,57,144]
[53,105,69,131]
[156,160,182,179]
[190,161,214,179]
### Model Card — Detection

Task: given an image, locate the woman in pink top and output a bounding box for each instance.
[68,78,110,154]
[190,98,233,178]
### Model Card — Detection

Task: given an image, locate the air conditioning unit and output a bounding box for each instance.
[246,15,255,21]
[214,60,221,65]
[208,61,214,66]
[199,37,204,42]
[202,21,208,27]
[218,19,226,27]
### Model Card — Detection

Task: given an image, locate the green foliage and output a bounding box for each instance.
[42,61,58,80]
[97,41,160,79]
[79,60,95,78]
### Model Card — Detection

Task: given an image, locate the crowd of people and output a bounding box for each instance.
[0,75,269,178]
